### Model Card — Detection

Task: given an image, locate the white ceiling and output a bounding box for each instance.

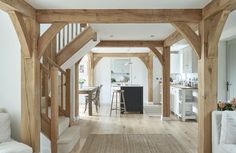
[91,24,175,40]
[26,0,211,9]
[29,0,236,53]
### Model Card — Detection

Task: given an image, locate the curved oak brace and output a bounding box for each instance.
[203,0,236,19]
[8,11,32,58]
[149,47,163,66]
[38,23,67,58]
[164,23,198,47]
[94,57,103,68]
[56,26,96,66]
[172,22,201,59]
[138,57,149,69]
[207,11,230,58]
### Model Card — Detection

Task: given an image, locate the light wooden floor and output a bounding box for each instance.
[74,103,198,153]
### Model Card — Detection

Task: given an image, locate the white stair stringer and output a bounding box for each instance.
[57,125,80,153]
[61,39,100,70]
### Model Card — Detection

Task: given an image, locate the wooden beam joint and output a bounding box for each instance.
[171,22,201,59]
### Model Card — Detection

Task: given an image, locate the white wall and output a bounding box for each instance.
[130,58,148,103]
[0,10,21,140]
[218,41,227,101]
[153,56,163,104]
[94,58,111,104]
[94,57,152,104]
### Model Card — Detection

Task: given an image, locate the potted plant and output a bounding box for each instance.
[79,79,86,88]
[217,98,236,111]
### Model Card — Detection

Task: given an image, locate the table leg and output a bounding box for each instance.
[88,92,92,116]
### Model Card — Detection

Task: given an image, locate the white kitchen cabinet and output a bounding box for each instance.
[170,87,179,114]
[171,86,198,121]
[181,47,198,73]
[171,53,181,73]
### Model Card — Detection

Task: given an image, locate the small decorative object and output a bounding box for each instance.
[79,65,85,73]
[111,78,116,83]
[79,79,86,88]
[217,98,236,111]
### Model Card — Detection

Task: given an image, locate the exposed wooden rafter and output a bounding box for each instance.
[171,22,201,59]
[9,11,32,58]
[56,26,96,66]
[97,40,164,47]
[0,0,35,18]
[38,23,67,58]
[36,9,202,23]
[203,0,236,19]
[149,47,163,65]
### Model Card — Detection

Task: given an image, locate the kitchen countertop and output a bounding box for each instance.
[171,84,198,90]
[112,84,143,87]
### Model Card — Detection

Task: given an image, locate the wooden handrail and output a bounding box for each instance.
[46,57,66,75]
[40,63,49,73]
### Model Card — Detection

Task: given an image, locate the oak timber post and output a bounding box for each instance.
[148,54,153,102]
[66,69,71,118]
[162,46,171,118]
[198,10,229,153]
[88,53,94,86]
[9,13,41,152]
[50,67,59,153]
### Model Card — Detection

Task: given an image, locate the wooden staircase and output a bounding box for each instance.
[39,23,84,153]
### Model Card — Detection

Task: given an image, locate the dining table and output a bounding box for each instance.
[79,86,98,116]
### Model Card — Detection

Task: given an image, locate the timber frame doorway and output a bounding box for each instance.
[0,0,236,153]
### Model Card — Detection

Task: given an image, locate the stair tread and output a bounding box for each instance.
[58,116,70,137]
[58,125,80,144]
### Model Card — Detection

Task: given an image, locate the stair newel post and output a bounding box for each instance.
[66,69,71,118]
[51,67,59,153]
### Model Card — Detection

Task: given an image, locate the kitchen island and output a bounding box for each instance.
[112,85,143,114]
[121,85,143,114]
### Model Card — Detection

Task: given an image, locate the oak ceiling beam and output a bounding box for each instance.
[164,23,198,47]
[149,47,163,65]
[93,53,149,58]
[172,22,201,59]
[36,9,202,23]
[203,0,236,19]
[97,40,164,47]
[38,23,67,58]
[9,11,32,58]
[0,0,35,18]
[56,26,96,66]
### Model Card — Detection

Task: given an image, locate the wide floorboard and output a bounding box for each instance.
[74,104,198,153]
